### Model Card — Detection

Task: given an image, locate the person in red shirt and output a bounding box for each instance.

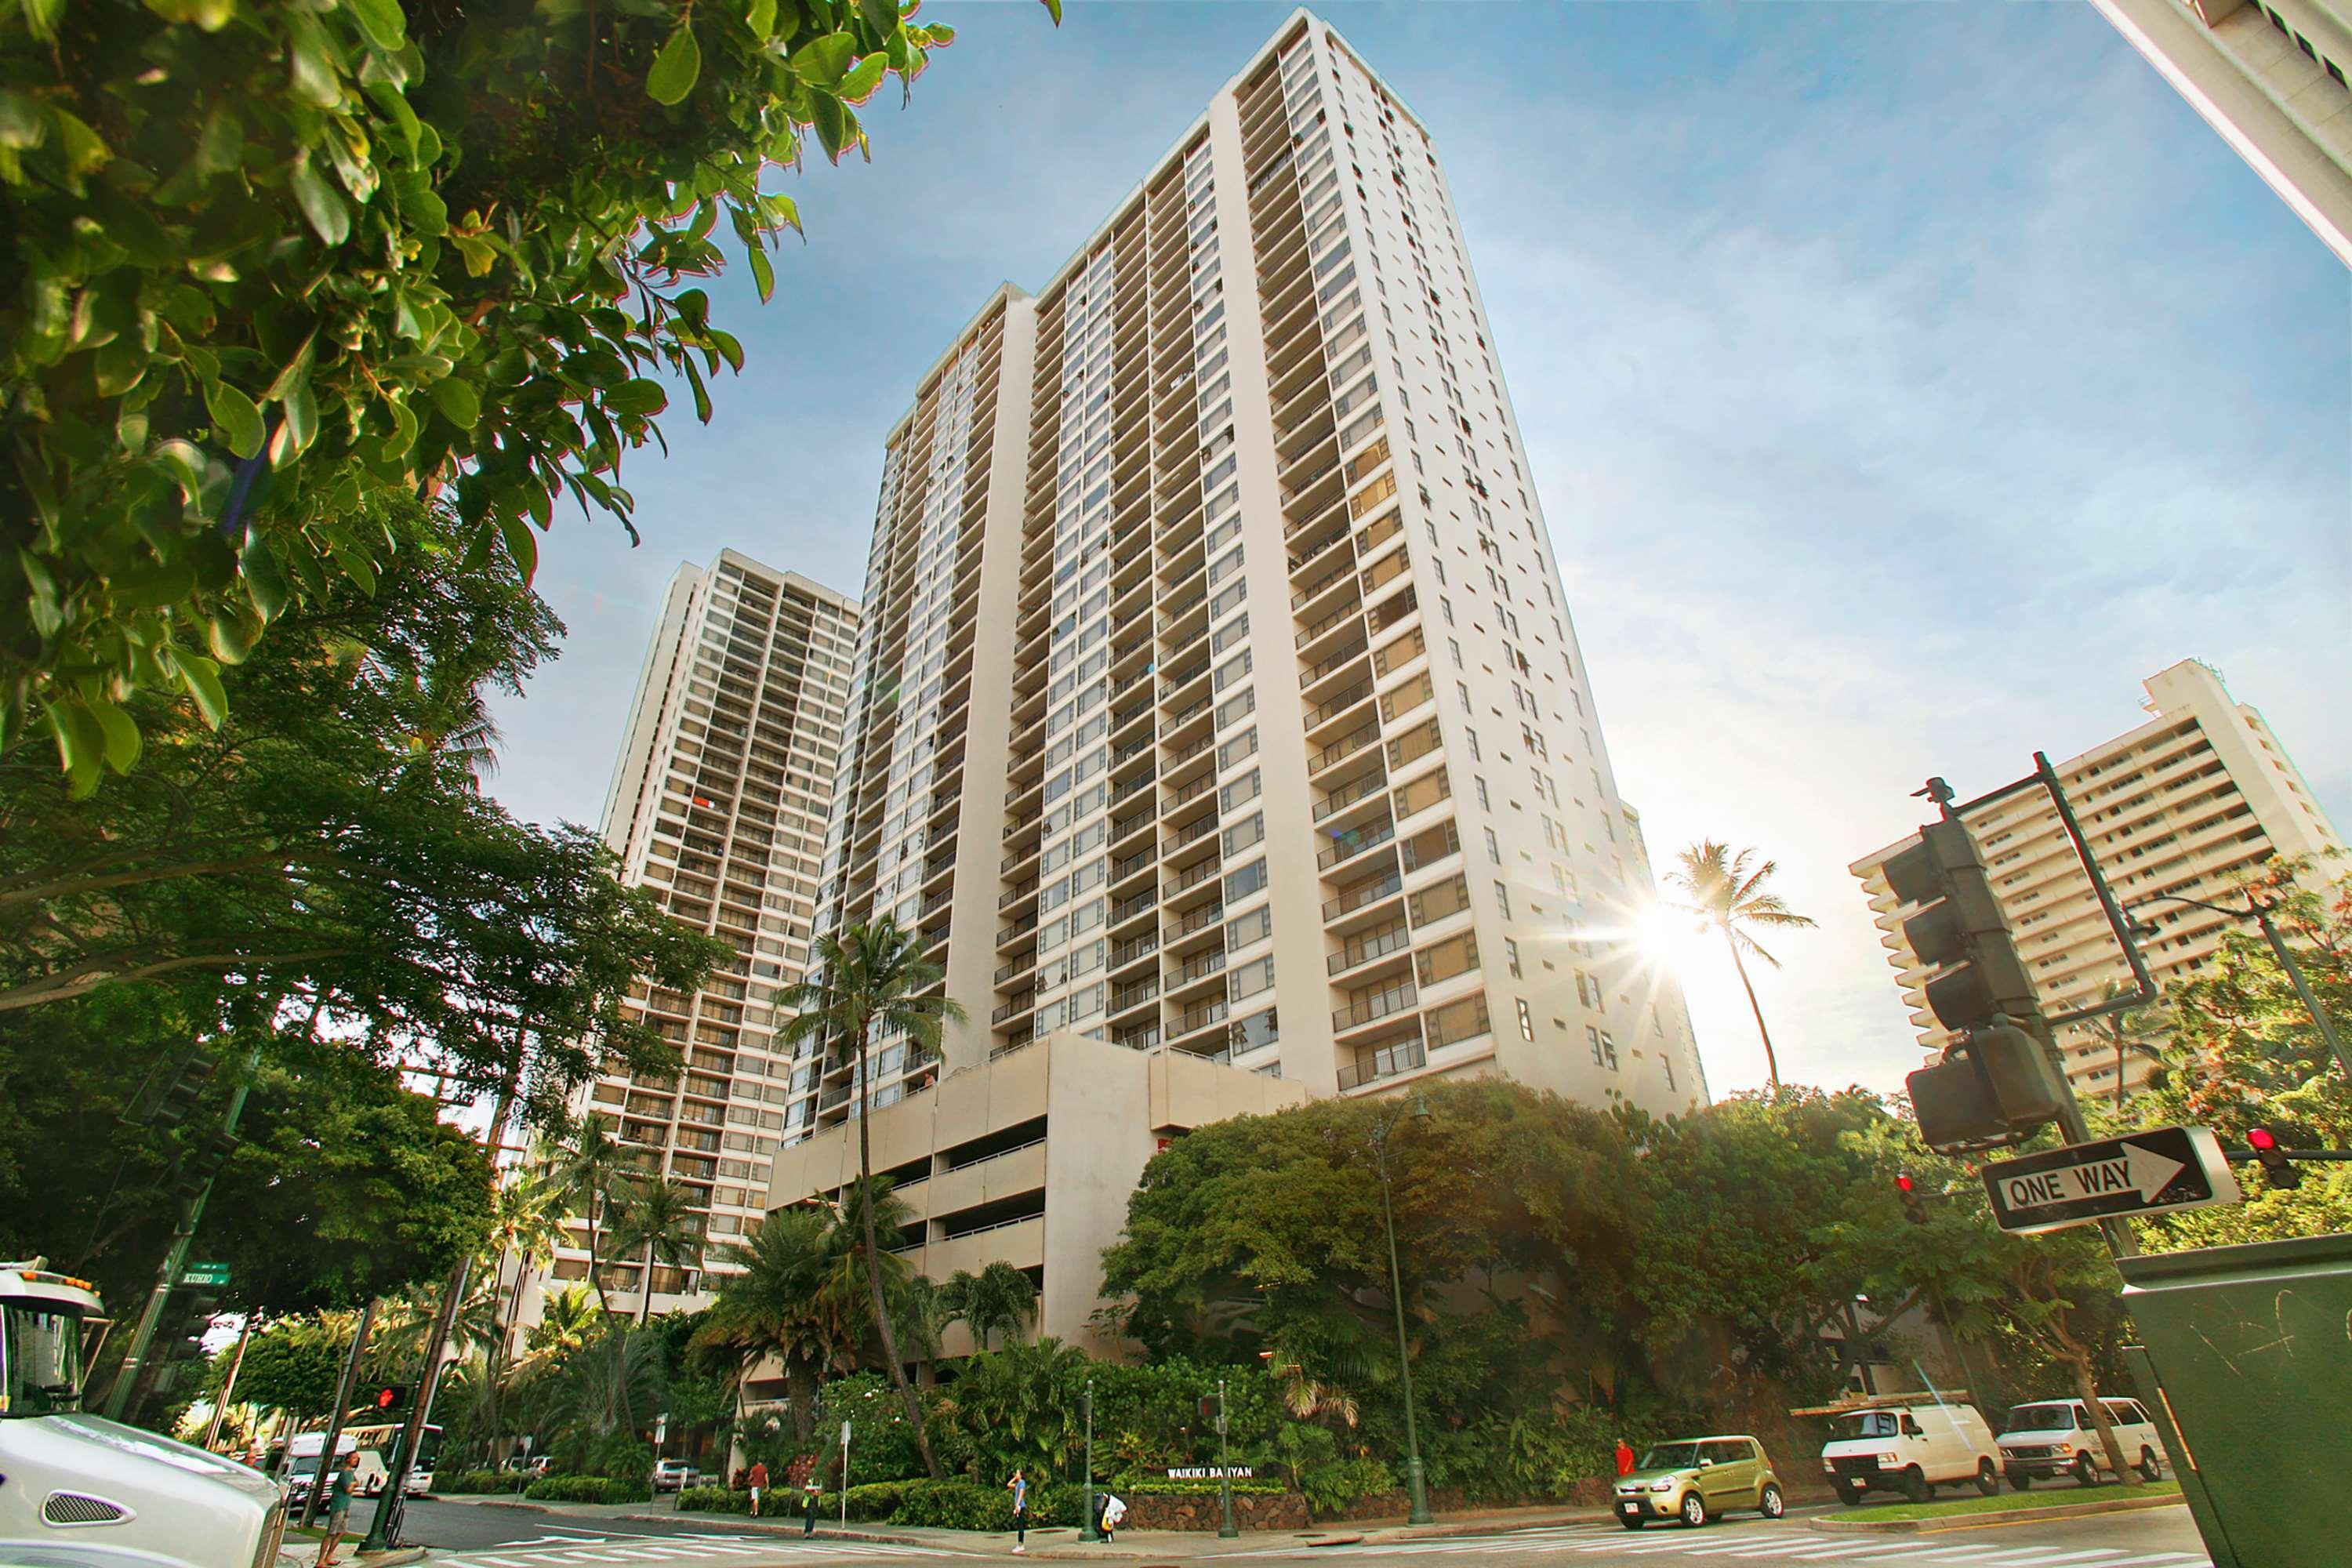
[1615,1439,1636,1477]
[747,1460,769,1517]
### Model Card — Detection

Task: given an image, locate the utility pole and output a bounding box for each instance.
[360,1253,470,1552]
[2251,897,2350,1080]
[103,1040,263,1421]
[300,1299,376,1530]
[202,1314,256,1450]
[1214,1378,1239,1540]
[1080,1378,1100,1543]
[1367,1101,1434,1525]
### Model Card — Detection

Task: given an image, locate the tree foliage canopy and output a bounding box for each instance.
[0,0,1003,773]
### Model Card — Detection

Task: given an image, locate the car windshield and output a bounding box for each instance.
[1640,1442,1703,1470]
[1839,1412,1899,1439]
[2,1302,85,1417]
[2006,1403,2078,1433]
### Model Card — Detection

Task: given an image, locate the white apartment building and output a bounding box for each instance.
[1852,659,2345,1104]
[805,9,1707,1134]
[2091,0,2352,265]
[524,552,860,1323]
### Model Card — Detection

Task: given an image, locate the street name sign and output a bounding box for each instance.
[1982,1125,2240,1235]
[180,1261,231,1287]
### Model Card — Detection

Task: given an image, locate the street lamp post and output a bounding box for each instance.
[1366,1098,1433,1526]
[2129,891,2350,1080]
[1080,1377,1100,1543]
[1215,1378,1239,1540]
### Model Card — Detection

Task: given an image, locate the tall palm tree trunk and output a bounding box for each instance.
[853,1029,940,1479]
[639,1241,656,1326]
[1725,932,1782,1092]
[2115,1036,2129,1114]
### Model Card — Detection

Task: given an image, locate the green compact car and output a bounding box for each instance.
[1613,1436,1786,1530]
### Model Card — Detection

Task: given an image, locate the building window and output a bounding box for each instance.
[1516,998,1535,1041]
[1504,937,1521,978]
[1493,880,1510,920]
[1587,1025,1617,1070]
[1483,827,1501,864]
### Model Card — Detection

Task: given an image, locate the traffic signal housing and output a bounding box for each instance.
[1879,822,2039,1035]
[1897,1171,1928,1225]
[1906,1022,2065,1151]
[2246,1127,2303,1191]
[368,1383,412,1414]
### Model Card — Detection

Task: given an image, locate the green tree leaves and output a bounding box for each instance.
[2,0,994,775]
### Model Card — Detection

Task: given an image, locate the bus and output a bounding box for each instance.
[284,1420,441,1505]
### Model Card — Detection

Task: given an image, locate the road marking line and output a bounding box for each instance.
[2083,1555,2209,1567]
[1965,1551,2132,1566]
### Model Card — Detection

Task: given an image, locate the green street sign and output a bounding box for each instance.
[180,1261,231,1287]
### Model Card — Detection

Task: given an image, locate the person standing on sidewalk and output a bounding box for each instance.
[801,1476,822,1537]
[1098,1490,1126,1544]
[1615,1437,1636,1479]
[316,1451,359,1567]
[746,1459,768,1518]
[1005,1467,1029,1555]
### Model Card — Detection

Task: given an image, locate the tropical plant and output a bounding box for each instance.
[776,918,965,1478]
[696,1207,856,1436]
[0,0,1033,762]
[608,1175,706,1323]
[934,1338,1089,1475]
[373,1272,500,1373]
[526,1284,602,1361]
[1665,841,1816,1091]
[550,1112,632,1321]
[938,1261,1038,1352]
[2076,982,2176,1112]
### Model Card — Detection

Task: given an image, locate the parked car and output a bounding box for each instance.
[1820,1402,2002,1504]
[1998,1397,2165,1488]
[651,1459,701,1494]
[503,1454,553,1476]
[1614,1436,1785,1530]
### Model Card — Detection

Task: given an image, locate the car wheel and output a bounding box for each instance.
[1679,1491,1708,1529]
[1619,1515,1646,1530]
[1975,1459,1999,1497]
[2072,1453,2100,1487]
[2136,1447,2163,1483]
[1902,1467,1931,1504]
[1759,1483,1785,1519]
[2008,1468,2031,1491]
[1840,1484,1867,1508]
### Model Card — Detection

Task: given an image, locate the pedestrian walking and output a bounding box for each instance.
[747,1459,768,1518]
[1098,1490,1127,1544]
[802,1477,822,1537]
[1615,1437,1636,1478]
[316,1451,359,1567]
[1006,1467,1029,1555]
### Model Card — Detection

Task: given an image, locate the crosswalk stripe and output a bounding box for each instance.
[1966,1551,2131,1566]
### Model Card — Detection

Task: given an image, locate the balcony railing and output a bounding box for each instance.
[1337,1036,1426,1091]
[1334,982,1417,1032]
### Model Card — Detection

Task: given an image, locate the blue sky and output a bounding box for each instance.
[485,0,2351,1099]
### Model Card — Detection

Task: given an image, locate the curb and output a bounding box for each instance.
[357,1552,430,1567]
[1811,1491,2187,1534]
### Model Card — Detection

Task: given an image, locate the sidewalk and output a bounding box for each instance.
[437,1494,1617,1559]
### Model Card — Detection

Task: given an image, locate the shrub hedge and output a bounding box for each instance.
[524,1474,652,1504]
[434,1470,515,1495]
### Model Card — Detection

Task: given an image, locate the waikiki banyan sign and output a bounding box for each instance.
[1165,1466,1254,1479]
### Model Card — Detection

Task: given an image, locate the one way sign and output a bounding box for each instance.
[1981,1125,2242,1236]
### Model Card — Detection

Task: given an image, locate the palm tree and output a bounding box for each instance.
[2080,982,2176,1112]
[484,1167,567,1355]
[608,1176,706,1323]
[695,1207,864,1440]
[550,1112,632,1321]
[776,918,966,1480]
[1667,841,1817,1092]
[524,1284,602,1360]
[938,1262,1039,1352]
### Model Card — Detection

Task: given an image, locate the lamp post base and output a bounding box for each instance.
[1405,1454,1433,1525]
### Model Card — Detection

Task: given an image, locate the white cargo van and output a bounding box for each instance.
[1820,1401,2002,1504]
[1998,1397,2165,1488]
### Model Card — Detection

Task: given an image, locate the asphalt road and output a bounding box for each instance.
[331,1496,2214,1568]
[1227,1506,2213,1567]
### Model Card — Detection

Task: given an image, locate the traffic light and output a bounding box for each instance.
[1896,1171,1928,1225]
[1884,821,2064,1150]
[369,1383,412,1413]
[2246,1127,2303,1191]
[123,1047,217,1128]
[1879,822,2038,1033]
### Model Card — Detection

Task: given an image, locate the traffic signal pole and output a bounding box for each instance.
[103,1040,263,1422]
[299,1298,376,1530]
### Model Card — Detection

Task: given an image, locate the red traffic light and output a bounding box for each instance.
[1896,1171,1916,1194]
[2247,1127,2278,1152]
[373,1385,399,1409]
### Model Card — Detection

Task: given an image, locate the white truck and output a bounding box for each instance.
[1817,1397,2003,1504]
[0,1259,286,1567]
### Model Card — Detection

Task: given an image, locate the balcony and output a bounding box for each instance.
[1323,869,1403,924]
[1327,918,1410,976]
[1334,982,1417,1034]
[1337,1036,1427,1091]
[1317,815,1394,870]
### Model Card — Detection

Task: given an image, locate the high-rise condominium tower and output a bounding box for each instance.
[807,11,1704,1121]
[1852,659,2344,1105]
[532,551,858,1320]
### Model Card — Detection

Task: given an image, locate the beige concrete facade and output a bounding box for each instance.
[1852,659,2345,1104]
[764,1032,1306,1359]
[809,10,1708,1134]
[524,552,860,1325]
[2092,0,2352,265]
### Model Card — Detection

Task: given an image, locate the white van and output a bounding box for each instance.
[1998,1397,2165,1488]
[283,1432,388,1510]
[1820,1402,2002,1504]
